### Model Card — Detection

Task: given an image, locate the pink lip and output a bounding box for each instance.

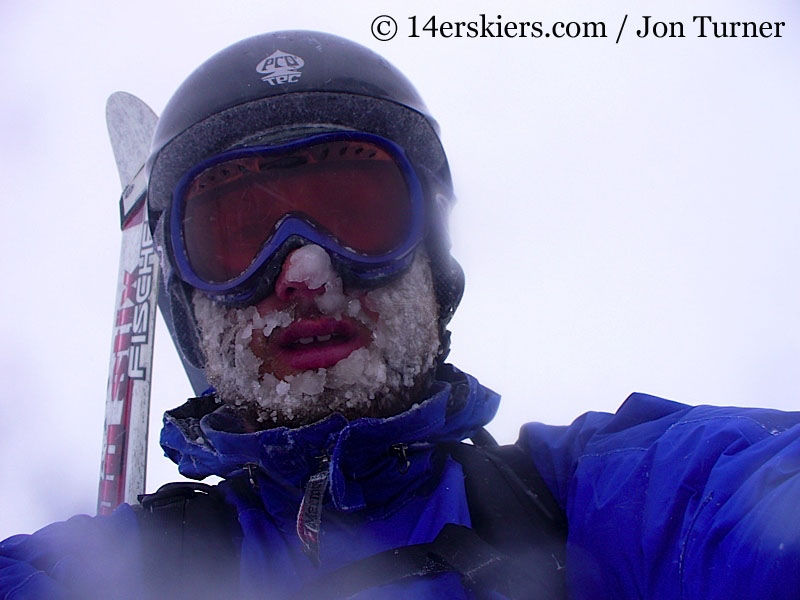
[276,317,368,371]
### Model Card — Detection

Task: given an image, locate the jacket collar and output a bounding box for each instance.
[160,364,499,513]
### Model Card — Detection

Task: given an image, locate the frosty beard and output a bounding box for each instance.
[192,248,441,429]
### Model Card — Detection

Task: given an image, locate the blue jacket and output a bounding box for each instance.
[1,365,799,598]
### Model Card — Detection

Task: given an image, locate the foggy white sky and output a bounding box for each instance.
[0,0,798,538]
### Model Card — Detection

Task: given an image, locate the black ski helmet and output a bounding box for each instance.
[146,30,464,372]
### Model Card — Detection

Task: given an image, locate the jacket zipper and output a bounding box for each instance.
[296,453,330,566]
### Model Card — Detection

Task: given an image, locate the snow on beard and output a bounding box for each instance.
[192,245,441,427]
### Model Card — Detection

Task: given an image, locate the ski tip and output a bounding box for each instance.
[105,92,159,188]
[105,91,157,119]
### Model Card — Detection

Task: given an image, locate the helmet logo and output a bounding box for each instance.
[255,50,305,86]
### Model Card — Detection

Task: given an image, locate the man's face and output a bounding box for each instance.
[193,244,441,428]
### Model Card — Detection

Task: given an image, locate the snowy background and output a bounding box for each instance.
[1,0,798,537]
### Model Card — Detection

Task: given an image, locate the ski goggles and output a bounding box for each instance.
[169,132,425,301]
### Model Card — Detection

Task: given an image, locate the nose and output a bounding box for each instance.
[273,245,334,303]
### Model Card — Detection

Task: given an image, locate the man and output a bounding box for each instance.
[1,30,799,599]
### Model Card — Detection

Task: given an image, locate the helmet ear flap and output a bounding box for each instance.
[424,186,464,328]
[432,254,465,327]
[152,211,210,394]
[162,277,206,371]
[160,274,212,394]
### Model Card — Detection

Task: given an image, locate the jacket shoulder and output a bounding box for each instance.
[518,394,800,598]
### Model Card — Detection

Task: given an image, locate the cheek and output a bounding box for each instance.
[248,328,286,378]
[249,327,267,353]
[247,328,268,367]
[355,291,381,324]
[252,294,286,315]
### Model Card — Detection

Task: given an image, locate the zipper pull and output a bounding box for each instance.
[391,443,411,474]
[243,463,261,492]
[296,455,330,566]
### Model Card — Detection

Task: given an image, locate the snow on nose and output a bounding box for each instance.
[274,245,348,314]
[274,245,334,300]
[283,245,335,287]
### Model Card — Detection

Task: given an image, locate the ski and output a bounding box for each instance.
[98,92,159,515]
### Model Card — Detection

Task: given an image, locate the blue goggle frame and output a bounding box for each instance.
[168,132,426,304]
